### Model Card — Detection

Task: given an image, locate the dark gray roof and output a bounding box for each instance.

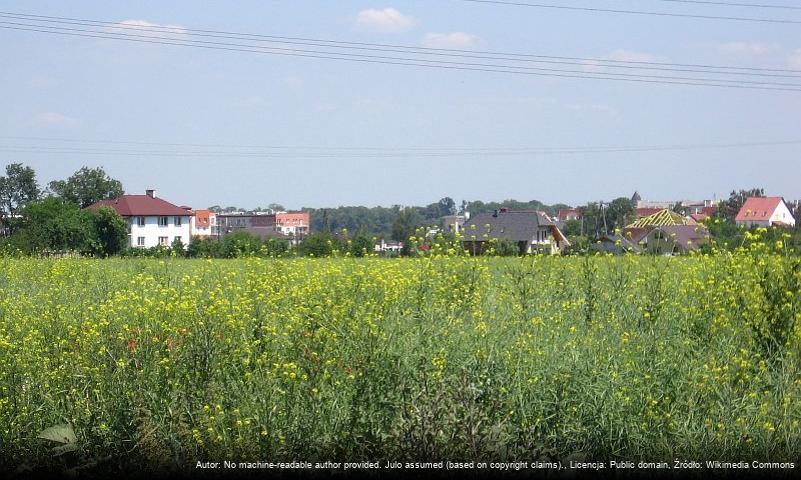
[653,225,709,250]
[598,233,642,253]
[463,210,552,242]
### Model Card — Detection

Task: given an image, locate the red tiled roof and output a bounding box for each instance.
[691,213,709,222]
[89,195,192,216]
[735,197,784,222]
[194,209,213,227]
[558,208,580,221]
[636,207,663,219]
[700,205,718,215]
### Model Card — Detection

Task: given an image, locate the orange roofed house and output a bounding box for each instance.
[276,212,310,238]
[192,209,219,238]
[735,197,795,228]
[88,189,193,248]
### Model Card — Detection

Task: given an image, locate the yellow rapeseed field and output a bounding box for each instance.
[0,246,799,472]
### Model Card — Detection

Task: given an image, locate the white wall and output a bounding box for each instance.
[771,201,796,227]
[190,216,217,237]
[737,201,796,228]
[128,215,192,248]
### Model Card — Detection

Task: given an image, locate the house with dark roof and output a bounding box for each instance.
[592,233,642,255]
[735,197,795,228]
[462,208,570,255]
[635,225,710,255]
[88,189,193,248]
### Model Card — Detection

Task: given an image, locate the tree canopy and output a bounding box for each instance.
[48,166,124,208]
[0,163,41,234]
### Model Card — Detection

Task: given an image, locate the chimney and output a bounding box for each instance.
[146,189,155,198]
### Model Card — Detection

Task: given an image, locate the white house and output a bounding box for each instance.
[735,197,796,228]
[89,189,193,248]
[191,209,219,238]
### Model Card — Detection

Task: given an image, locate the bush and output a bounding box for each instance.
[486,238,520,256]
[298,232,341,257]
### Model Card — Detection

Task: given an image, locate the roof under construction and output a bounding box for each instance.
[626,209,689,228]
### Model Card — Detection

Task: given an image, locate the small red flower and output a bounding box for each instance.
[126,339,138,352]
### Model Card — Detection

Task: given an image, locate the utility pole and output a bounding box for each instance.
[601,201,608,235]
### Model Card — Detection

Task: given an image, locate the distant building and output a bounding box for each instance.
[276,211,310,237]
[635,207,663,219]
[375,239,403,253]
[636,200,676,210]
[735,197,795,228]
[623,208,695,241]
[192,209,219,238]
[635,225,710,255]
[557,208,581,222]
[442,214,467,234]
[592,233,641,255]
[88,189,192,248]
[462,208,570,255]
[217,212,277,235]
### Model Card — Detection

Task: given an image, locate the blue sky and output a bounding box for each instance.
[1,0,799,209]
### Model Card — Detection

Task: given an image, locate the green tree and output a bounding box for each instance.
[171,237,186,256]
[391,207,420,243]
[562,219,583,237]
[349,233,374,257]
[48,166,124,208]
[87,206,128,256]
[488,237,519,256]
[298,232,339,257]
[9,197,93,254]
[606,197,636,232]
[0,163,41,234]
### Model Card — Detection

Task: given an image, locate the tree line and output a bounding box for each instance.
[0,164,128,256]
[3,161,799,257]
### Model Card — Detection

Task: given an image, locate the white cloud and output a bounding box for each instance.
[30,112,80,128]
[789,49,801,69]
[107,19,188,39]
[422,32,481,49]
[716,41,781,55]
[607,50,658,63]
[355,8,417,33]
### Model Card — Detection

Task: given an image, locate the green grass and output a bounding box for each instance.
[0,253,799,473]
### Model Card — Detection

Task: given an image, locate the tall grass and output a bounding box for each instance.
[0,249,799,473]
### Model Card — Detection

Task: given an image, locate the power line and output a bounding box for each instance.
[648,0,801,11]
[457,0,801,23]
[5,20,800,89]
[1,138,799,158]
[2,23,799,91]
[2,11,799,75]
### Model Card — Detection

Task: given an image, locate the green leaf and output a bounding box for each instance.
[52,443,80,456]
[38,424,77,444]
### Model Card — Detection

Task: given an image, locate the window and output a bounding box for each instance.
[158,216,168,227]
[137,237,145,247]
[137,216,145,227]
[174,216,182,226]
[174,236,182,244]
[158,236,169,246]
